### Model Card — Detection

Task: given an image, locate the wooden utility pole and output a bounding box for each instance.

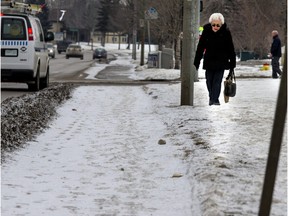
[181,0,199,105]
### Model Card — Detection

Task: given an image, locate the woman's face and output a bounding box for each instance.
[211,19,222,32]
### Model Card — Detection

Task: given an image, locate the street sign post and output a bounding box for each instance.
[145,7,158,52]
[145,7,158,20]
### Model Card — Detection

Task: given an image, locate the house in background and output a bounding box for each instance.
[92,32,128,45]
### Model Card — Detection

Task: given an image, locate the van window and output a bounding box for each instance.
[1,18,27,40]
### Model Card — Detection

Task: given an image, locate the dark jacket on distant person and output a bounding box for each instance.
[194,23,236,71]
[270,35,282,57]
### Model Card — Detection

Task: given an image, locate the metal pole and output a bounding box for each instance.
[181,0,198,106]
[147,20,151,53]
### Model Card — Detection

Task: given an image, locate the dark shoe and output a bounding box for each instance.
[272,76,278,79]
[209,100,213,106]
[213,100,220,105]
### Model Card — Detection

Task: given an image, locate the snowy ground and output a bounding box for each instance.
[1,43,287,216]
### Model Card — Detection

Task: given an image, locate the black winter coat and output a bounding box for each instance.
[270,35,282,57]
[194,23,236,70]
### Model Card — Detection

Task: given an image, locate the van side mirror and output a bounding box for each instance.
[45,32,54,42]
[200,0,203,12]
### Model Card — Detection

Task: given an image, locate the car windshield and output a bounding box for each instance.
[47,44,53,48]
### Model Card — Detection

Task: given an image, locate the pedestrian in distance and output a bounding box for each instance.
[270,30,282,79]
[194,13,236,106]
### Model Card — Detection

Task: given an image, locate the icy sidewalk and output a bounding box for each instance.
[1,85,192,216]
[147,79,287,216]
[2,79,287,216]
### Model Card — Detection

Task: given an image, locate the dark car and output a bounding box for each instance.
[93,47,107,60]
[66,44,84,60]
[57,40,72,54]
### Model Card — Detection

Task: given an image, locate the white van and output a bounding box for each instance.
[1,10,54,90]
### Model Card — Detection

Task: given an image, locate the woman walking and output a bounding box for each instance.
[194,13,236,105]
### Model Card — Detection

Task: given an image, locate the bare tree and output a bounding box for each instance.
[107,0,130,49]
[148,0,183,68]
[121,0,137,50]
[84,0,100,41]
[201,0,286,58]
[48,0,286,59]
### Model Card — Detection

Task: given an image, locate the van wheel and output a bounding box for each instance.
[40,67,49,89]
[28,66,40,91]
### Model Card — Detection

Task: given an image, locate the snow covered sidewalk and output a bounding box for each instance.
[2,79,287,215]
[2,85,192,216]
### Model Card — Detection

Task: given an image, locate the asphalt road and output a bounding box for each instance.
[1,50,161,102]
[49,50,95,81]
[1,50,96,102]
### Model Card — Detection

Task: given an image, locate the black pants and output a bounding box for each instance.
[205,69,224,103]
[271,57,282,78]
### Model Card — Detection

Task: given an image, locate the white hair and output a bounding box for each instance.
[209,13,225,24]
[272,30,278,35]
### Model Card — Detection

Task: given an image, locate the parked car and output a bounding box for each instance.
[66,44,83,60]
[93,47,107,60]
[1,8,54,91]
[47,43,55,58]
[57,40,72,54]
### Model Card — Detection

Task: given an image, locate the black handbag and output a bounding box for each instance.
[224,69,236,97]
